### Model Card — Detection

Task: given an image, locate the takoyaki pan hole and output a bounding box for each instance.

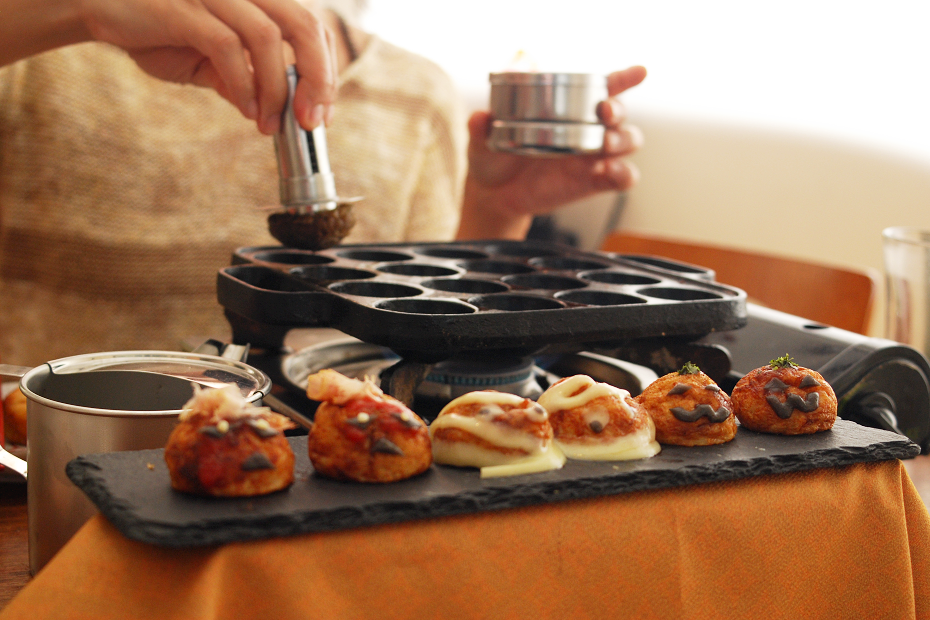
[413,246,489,260]
[328,281,424,299]
[619,255,710,277]
[374,298,477,315]
[335,249,416,263]
[480,243,560,259]
[375,263,462,278]
[458,259,536,275]
[468,293,566,311]
[251,250,335,266]
[580,270,662,286]
[529,256,614,271]
[422,278,510,295]
[639,287,726,301]
[291,265,378,284]
[502,273,588,291]
[555,290,647,306]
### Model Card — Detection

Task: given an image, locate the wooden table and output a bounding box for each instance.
[0,484,28,610]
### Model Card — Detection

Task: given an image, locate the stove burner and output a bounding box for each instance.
[420,355,542,401]
[278,336,657,422]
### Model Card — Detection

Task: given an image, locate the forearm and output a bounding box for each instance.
[456,175,533,241]
[0,0,89,67]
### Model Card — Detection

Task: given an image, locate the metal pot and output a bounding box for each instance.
[0,350,271,574]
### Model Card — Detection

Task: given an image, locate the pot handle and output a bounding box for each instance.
[0,364,31,380]
[0,445,26,479]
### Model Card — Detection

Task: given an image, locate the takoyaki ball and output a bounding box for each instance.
[430,391,565,478]
[731,354,837,435]
[636,362,737,446]
[3,387,27,445]
[537,375,660,461]
[164,385,296,497]
[305,369,432,483]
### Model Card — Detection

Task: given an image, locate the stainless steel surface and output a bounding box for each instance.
[282,336,400,393]
[9,350,271,574]
[489,72,607,123]
[273,65,360,214]
[263,393,315,430]
[488,120,605,155]
[281,338,657,400]
[0,364,32,379]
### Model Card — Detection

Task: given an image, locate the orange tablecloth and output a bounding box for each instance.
[3,460,929,620]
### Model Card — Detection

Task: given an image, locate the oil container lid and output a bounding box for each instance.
[488,72,605,87]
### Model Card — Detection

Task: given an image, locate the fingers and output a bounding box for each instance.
[598,65,646,126]
[606,65,647,97]
[255,0,337,131]
[602,124,643,156]
[188,0,334,133]
[173,1,260,120]
[204,0,292,133]
[467,111,493,151]
[591,157,640,192]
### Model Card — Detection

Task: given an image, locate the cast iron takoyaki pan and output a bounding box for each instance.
[218,240,747,361]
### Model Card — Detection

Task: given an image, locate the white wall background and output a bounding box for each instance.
[362,0,930,335]
[363,0,930,160]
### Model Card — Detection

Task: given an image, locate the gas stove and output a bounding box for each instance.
[220,242,930,452]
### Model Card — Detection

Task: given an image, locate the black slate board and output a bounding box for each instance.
[67,419,919,548]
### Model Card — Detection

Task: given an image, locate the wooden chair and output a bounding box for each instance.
[601,230,879,335]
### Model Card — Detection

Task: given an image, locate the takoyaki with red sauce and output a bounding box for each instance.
[164,385,296,497]
[305,369,432,483]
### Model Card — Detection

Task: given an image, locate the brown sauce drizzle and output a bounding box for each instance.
[764,378,790,391]
[392,412,424,429]
[667,383,692,396]
[371,437,404,456]
[704,385,721,393]
[241,453,275,471]
[198,425,225,439]
[799,374,822,388]
[766,393,820,418]
[247,420,280,438]
[345,414,375,429]
[671,405,731,423]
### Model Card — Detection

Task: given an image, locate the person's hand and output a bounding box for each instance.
[79,0,337,134]
[457,66,647,240]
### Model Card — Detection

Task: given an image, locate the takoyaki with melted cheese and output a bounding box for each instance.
[305,369,432,483]
[537,374,660,461]
[429,391,565,478]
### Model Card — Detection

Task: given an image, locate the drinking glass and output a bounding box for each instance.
[883,226,930,357]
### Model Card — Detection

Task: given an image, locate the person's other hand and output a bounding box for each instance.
[81,0,337,134]
[459,66,647,239]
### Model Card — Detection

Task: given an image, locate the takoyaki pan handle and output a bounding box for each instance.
[217,265,332,326]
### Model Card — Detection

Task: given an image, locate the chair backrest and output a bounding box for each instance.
[601,230,879,335]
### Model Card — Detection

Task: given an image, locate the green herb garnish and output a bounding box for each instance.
[770,354,797,369]
[678,362,701,375]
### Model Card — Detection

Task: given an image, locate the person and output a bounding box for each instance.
[0,0,645,366]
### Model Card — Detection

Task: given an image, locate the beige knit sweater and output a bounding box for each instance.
[0,38,467,366]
